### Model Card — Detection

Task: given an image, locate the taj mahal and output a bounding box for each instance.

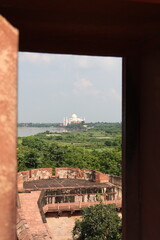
[63,113,85,126]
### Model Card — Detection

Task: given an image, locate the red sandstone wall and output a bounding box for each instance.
[0,16,18,240]
[95,171,109,183]
[18,168,52,181]
[55,167,80,179]
[17,191,52,240]
[55,167,89,180]
[55,167,109,183]
[17,210,33,240]
[30,168,52,180]
[83,169,96,181]
[109,175,122,187]
[55,167,95,180]
[17,168,52,192]
[108,175,122,201]
[17,168,110,192]
[18,168,109,184]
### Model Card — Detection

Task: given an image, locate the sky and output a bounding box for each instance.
[18,53,122,123]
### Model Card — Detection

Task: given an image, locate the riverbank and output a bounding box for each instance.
[18,127,67,137]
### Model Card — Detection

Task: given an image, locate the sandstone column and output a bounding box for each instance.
[0,16,18,240]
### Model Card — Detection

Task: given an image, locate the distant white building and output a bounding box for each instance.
[63,114,85,126]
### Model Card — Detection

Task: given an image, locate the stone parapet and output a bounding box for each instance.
[95,171,109,183]
[30,168,52,180]
[17,210,33,240]
[17,191,52,240]
[109,175,122,187]
[17,168,118,193]
[55,167,109,183]
[17,168,52,192]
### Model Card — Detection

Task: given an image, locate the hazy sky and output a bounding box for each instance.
[18,53,122,123]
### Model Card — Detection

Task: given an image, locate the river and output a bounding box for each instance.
[18,127,67,137]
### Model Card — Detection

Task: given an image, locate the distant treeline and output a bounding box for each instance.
[18,122,122,134]
[65,122,122,135]
[92,122,121,135]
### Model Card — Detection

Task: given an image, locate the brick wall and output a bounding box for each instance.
[17,210,33,240]
[17,191,52,240]
[95,171,109,183]
[30,168,52,180]
[109,175,122,187]
[55,167,109,183]
[109,175,122,201]
[17,168,52,192]
[17,168,110,192]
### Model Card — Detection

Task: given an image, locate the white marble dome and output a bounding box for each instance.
[71,114,77,119]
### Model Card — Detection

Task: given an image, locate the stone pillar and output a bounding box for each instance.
[0,16,18,240]
[123,55,141,240]
[123,41,160,240]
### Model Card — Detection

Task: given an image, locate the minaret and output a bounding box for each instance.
[63,117,66,126]
[66,117,69,126]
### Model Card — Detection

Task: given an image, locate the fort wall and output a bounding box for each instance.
[109,175,122,187]
[17,168,122,240]
[17,168,52,182]
[17,210,33,240]
[109,175,122,200]
[17,167,110,192]
[17,191,52,240]
[17,168,52,191]
[55,167,109,183]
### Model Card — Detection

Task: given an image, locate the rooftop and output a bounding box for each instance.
[24,178,112,190]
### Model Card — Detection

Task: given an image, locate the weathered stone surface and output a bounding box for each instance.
[46,213,81,240]
[0,16,18,240]
[109,175,122,186]
[55,167,109,182]
[17,169,53,192]
[31,168,52,180]
[18,191,52,240]
[95,171,109,183]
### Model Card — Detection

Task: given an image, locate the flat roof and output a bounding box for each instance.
[24,178,113,190]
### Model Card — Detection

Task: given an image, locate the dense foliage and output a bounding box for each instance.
[72,203,122,240]
[17,123,122,176]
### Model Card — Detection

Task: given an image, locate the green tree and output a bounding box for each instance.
[22,136,45,150]
[99,149,121,176]
[73,204,121,240]
[104,139,113,146]
[44,142,65,167]
[17,146,41,170]
[17,147,26,171]
[24,148,40,168]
